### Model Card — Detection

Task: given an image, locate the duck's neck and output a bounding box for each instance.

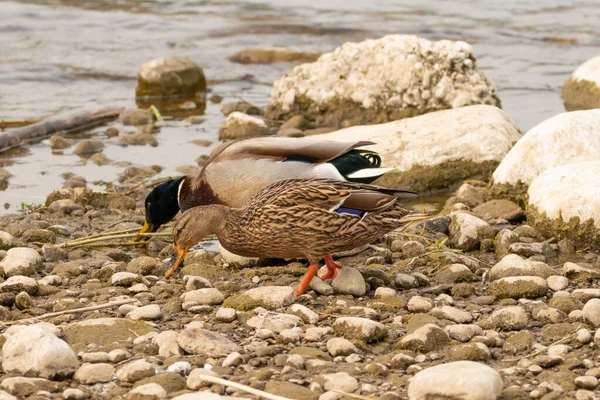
[179,176,224,211]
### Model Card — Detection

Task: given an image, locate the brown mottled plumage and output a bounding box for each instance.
[166,179,425,295]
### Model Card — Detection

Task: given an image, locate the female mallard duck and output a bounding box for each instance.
[166,178,424,295]
[136,137,393,238]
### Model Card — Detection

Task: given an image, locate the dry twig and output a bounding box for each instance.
[191,374,291,400]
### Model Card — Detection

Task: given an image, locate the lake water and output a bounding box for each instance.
[1,0,599,213]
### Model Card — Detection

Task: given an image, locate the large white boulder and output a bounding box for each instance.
[493,110,600,186]
[527,161,600,246]
[317,105,520,191]
[266,35,500,127]
[561,56,600,111]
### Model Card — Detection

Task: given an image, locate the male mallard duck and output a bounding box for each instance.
[167,178,424,295]
[136,137,393,239]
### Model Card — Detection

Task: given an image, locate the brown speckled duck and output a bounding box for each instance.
[166,178,424,295]
[135,137,394,239]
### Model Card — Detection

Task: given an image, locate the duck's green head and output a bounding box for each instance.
[135,178,184,240]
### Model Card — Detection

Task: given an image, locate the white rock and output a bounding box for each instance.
[0,247,42,277]
[286,304,319,324]
[547,344,571,356]
[219,112,268,140]
[332,317,387,342]
[62,388,87,400]
[399,324,450,353]
[184,276,212,290]
[408,296,434,313]
[326,337,358,357]
[430,306,473,323]
[374,287,397,298]
[80,351,109,363]
[268,35,499,124]
[74,363,115,384]
[0,231,13,249]
[181,288,225,305]
[528,161,600,233]
[318,372,359,393]
[116,360,156,383]
[408,361,503,400]
[305,327,333,341]
[449,212,494,251]
[0,275,39,295]
[489,254,553,281]
[445,324,483,342]
[547,276,569,291]
[494,110,600,185]
[127,304,162,320]
[177,326,241,357]
[236,286,296,309]
[577,328,592,344]
[331,267,366,296]
[319,105,519,190]
[222,351,243,367]
[286,354,304,369]
[153,330,182,357]
[111,271,141,286]
[2,325,79,378]
[38,275,62,286]
[487,306,529,330]
[187,368,219,390]
[563,262,600,280]
[572,288,600,302]
[561,56,600,111]
[246,313,302,334]
[167,361,192,375]
[583,299,600,327]
[108,349,131,363]
[215,307,237,323]
[137,56,205,97]
[128,383,167,399]
[309,276,334,295]
[575,376,599,390]
[129,283,149,293]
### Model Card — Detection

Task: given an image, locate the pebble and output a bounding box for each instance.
[547,276,569,291]
[111,272,141,286]
[108,349,131,363]
[177,326,241,357]
[167,361,192,375]
[402,241,426,257]
[286,303,319,324]
[435,263,475,283]
[572,288,600,302]
[331,267,366,296]
[181,288,225,305]
[327,337,358,357]
[187,368,219,390]
[577,328,592,344]
[408,361,503,400]
[449,212,494,251]
[399,324,451,353]
[333,317,387,342]
[575,376,599,390]
[153,330,182,357]
[127,304,163,320]
[487,306,529,330]
[0,275,39,295]
[279,328,301,342]
[374,287,397,298]
[286,354,305,369]
[318,372,359,393]
[583,299,600,327]
[488,276,548,299]
[215,307,237,322]
[184,275,212,290]
[310,276,335,295]
[394,273,419,289]
[247,313,301,333]
[74,363,115,384]
[14,291,33,309]
[445,324,483,342]
[127,383,167,399]
[0,247,42,277]
[116,360,156,383]
[407,296,434,312]
[235,286,296,309]
[488,254,553,280]
[222,352,243,367]
[62,388,88,400]
[80,351,110,363]
[2,325,79,379]
[430,306,473,323]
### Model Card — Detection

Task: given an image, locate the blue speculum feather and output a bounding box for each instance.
[335,207,366,217]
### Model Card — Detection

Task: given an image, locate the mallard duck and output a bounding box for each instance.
[135,137,393,239]
[166,178,424,295]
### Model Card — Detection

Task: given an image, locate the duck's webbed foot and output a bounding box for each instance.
[321,254,342,280]
[295,262,319,296]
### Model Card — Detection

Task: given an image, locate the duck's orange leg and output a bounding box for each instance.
[321,254,342,280]
[296,263,319,296]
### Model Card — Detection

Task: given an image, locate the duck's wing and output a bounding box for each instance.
[212,137,376,164]
[247,178,410,213]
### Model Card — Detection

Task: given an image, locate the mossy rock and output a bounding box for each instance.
[289,347,332,361]
[265,381,319,400]
[541,323,576,345]
[374,159,499,193]
[537,370,577,392]
[447,342,490,361]
[180,262,228,280]
[403,313,442,333]
[63,317,155,352]
[548,297,582,315]
[133,372,186,394]
[369,296,408,311]
[503,330,533,354]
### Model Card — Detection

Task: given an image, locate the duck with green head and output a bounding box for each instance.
[135,136,394,240]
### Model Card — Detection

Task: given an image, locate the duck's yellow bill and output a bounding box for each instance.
[165,246,187,278]
[133,221,156,242]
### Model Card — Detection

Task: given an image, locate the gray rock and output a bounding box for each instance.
[332,267,366,296]
[184,275,212,290]
[286,304,319,324]
[408,361,503,400]
[430,306,473,323]
[232,286,296,310]
[333,317,387,342]
[127,256,161,275]
[153,331,182,357]
[563,262,600,281]
[246,313,301,333]
[435,263,475,283]
[572,289,600,302]
[80,351,109,363]
[494,229,520,259]
[509,242,556,259]
[0,247,42,277]
[488,276,548,299]
[49,135,73,150]
[111,271,141,286]
[399,324,450,353]
[215,308,237,323]
[0,231,14,250]
[127,304,162,321]
[181,288,225,305]
[449,212,494,251]
[395,273,419,289]
[0,377,55,398]
[489,254,553,281]
[576,376,599,390]
[62,388,87,400]
[486,306,529,330]
[186,368,219,390]
[74,363,115,384]
[456,183,488,208]
[309,276,334,295]
[317,372,359,393]
[445,324,483,342]
[374,287,397,298]
[583,299,600,327]
[402,241,426,257]
[136,56,206,97]
[2,325,79,378]
[177,326,241,357]
[116,360,156,383]
[219,112,269,140]
[127,383,167,400]
[473,199,524,221]
[222,351,243,367]
[407,296,434,313]
[14,291,33,310]
[326,337,358,357]
[547,276,569,291]
[74,140,104,156]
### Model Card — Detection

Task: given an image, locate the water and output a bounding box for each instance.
[1,0,599,213]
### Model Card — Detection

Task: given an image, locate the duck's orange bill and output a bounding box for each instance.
[165,246,187,278]
[133,221,156,242]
